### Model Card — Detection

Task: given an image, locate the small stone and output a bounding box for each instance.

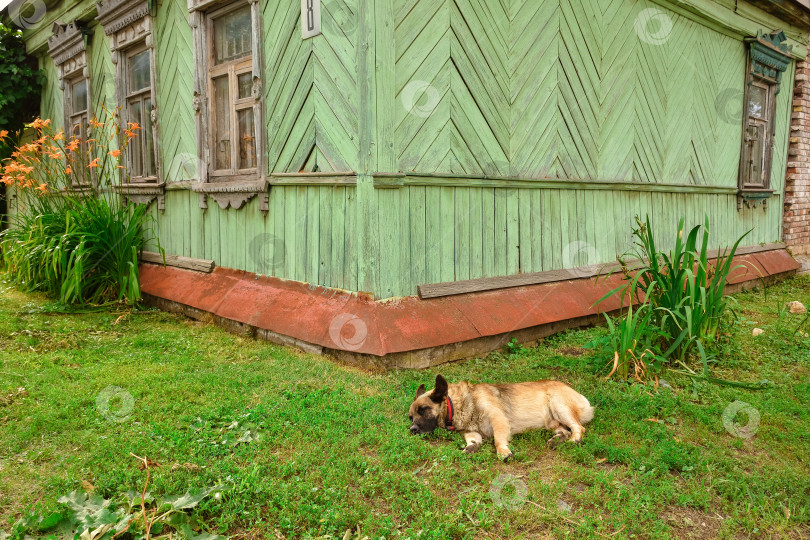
[658,378,672,389]
[787,301,807,314]
[753,328,765,336]
[557,499,572,513]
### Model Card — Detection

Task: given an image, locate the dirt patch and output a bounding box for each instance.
[662,507,734,540]
[558,347,589,357]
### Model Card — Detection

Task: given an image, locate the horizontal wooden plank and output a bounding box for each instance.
[374,174,739,195]
[417,244,789,299]
[140,251,215,273]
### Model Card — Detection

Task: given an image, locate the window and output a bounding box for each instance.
[188,0,266,210]
[48,21,92,186]
[208,4,257,177]
[739,78,775,192]
[737,31,793,208]
[67,76,89,141]
[124,45,157,180]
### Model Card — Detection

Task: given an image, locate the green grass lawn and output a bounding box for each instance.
[1,275,809,539]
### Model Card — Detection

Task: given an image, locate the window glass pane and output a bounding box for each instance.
[71,79,87,113]
[143,97,156,177]
[213,75,231,170]
[129,99,143,177]
[213,6,252,65]
[745,123,764,185]
[748,85,767,119]
[129,50,151,93]
[237,108,255,169]
[237,73,252,99]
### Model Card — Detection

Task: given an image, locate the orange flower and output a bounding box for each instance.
[127,122,141,131]
[109,149,121,158]
[0,130,8,139]
[53,131,64,141]
[88,158,100,169]
[89,118,103,129]
[66,140,80,152]
[65,166,73,175]
[37,183,48,194]
[30,118,51,130]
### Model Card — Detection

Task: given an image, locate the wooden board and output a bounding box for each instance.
[140,251,215,273]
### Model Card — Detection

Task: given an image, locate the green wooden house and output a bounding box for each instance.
[4,0,809,365]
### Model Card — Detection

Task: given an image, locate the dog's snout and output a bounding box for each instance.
[409,425,419,434]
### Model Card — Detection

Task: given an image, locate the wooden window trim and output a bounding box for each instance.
[189,0,267,211]
[122,42,158,184]
[737,31,794,209]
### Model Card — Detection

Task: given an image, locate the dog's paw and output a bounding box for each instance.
[497,449,514,462]
[547,434,567,449]
[463,443,481,454]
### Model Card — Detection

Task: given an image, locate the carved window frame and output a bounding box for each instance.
[188,0,267,211]
[48,21,93,187]
[96,0,165,209]
[737,30,793,209]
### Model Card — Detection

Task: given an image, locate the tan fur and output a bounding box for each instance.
[408,376,595,460]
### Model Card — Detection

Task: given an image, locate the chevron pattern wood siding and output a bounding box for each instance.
[155,0,197,183]
[264,0,359,172]
[391,0,753,185]
[27,0,799,300]
[39,55,62,130]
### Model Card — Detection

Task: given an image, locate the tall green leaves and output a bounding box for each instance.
[598,216,750,379]
[0,112,160,306]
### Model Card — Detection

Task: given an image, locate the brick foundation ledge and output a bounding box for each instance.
[139,248,800,371]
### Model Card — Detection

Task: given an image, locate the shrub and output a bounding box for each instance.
[0,111,161,305]
[597,215,749,380]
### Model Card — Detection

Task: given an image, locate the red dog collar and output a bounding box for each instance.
[445,396,455,431]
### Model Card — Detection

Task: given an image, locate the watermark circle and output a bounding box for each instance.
[8,0,46,29]
[634,8,673,46]
[328,313,368,351]
[248,233,285,274]
[401,81,441,118]
[489,473,527,511]
[167,152,206,182]
[562,241,600,278]
[715,88,744,125]
[96,385,134,423]
[722,401,760,439]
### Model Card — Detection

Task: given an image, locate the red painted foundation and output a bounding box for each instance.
[139,248,800,370]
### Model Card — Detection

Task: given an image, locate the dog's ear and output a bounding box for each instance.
[431,374,448,403]
[415,384,426,400]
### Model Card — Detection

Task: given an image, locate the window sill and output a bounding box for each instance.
[737,188,774,209]
[114,182,166,210]
[191,179,268,211]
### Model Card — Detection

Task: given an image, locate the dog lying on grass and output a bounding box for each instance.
[408,375,594,460]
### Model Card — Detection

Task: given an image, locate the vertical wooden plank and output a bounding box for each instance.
[506,188,519,274]
[494,187,507,276]
[530,189,542,273]
[296,186,308,282]
[469,187,483,279]
[377,188,400,297]
[425,187,442,283]
[272,187,285,278]
[518,189,531,273]
[482,187,496,277]
[345,187,358,291]
[319,187,332,287]
[218,206,231,268]
[331,186,346,289]
[411,186,427,291]
[440,186,455,282]
[455,187,471,281]
[374,0,395,172]
[549,189,562,270]
[398,187,412,295]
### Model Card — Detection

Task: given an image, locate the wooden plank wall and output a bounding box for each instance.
[29,0,798,300]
